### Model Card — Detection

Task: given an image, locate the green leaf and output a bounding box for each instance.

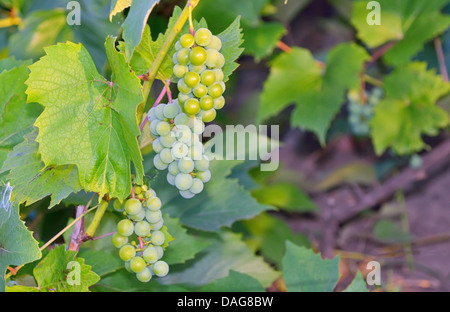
[1,131,82,208]
[109,0,132,21]
[162,214,210,266]
[198,270,265,292]
[243,22,286,62]
[32,245,100,292]
[26,38,144,200]
[217,16,244,82]
[0,196,41,292]
[258,43,369,144]
[122,0,160,62]
[156,160,273,232]
[251,182,318,212]
[344,271,369,292]
[351,0,450,65]
[282,241,340,292]
[160,230,279,288]
[371,62,450,155]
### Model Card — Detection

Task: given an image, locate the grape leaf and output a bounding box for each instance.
[344,271,369,292]
[0,193,41,292]
[26,37,144,201]
[122,0,160,62]
[109,0,132,21]
[197,270,265,292]
[159,230,279,288]
[1,131,82,208]
[282,241,340,292]
[371,62,450,155]
[243,22,286,62]
[351,0,450,65]
[32,245,100,292]
[258,43,369,144]
[217,16,244,83]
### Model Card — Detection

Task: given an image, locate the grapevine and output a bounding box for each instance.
[347,87,383,137]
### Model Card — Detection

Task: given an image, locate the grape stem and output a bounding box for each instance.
[139,84,168,131]
[84,198,110,239]
[434,37,449,82]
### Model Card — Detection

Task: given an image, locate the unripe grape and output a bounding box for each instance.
[178,157,195,173]
[130,256,147,273]
[143,246,159,263]
[153,260,169,277]
[153,154,168,170]
[147,107,157,121]
[190,118,205,135]
[176,48,190,65]
[119,244,136,261]
[180,190,195,199]
[151,218,164,231]
[206,35,222,51]
[201,70,216,86]
[160,134,176,148]
[146,196,162,211]
[193,84,208,98]
[189,46,207,66]
[135,220,151,237]
[201,108,217,123]
[205,48,219,68]
[208,83,224,98]
[151,230,165,246]
[155,246,164,259]
[136,267,152,283]
[168,160,180,175]
[155,104,166,120]
[180,33,195,48]
[177,79,192,95]
[173,64,188,78]
[189,64,206,74]
[146,188,156,198]
[129,208,146,222]
[111,233,128,248]
[214,96,225,110]
[184,71,200,88]
[171,142,189,159]
[113,199,124,212]
[167,172,176,185]
[199,96,214,110]
[194,156,210,171]
[117,219,134,236]
[189,178,204,194]
[197,169,211,183]
[184,98,200,115]
[175,173,193,190]
[156,121,171,136]
[216,52,225,68]
[160,148,174,164]
[194,28,213,46]
[146,209,162,223]
[174,113,190,126]
[164,103,180,119]
[212,68,224,82]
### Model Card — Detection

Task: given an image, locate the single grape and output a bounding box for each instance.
[153,154,169,170]
[206,35,222,51]
[409,154,423,169]
[177,79,192,95]
[189,64,206,74]
[160,148,174,164]
[197,169,211,183]
[167,172,176,185]
[180,33,195,48]
[155,104,166,120]
[178,92,192,105]
[213,96,225,110]
[174,113,191,126]
[153,260,169,277]
[135,220,151,237]
[129,208,146,222]
[111,233,128,248]
[175,173,193,190]
[160,134,176,148]
[175,40,182,51]
[136,267,152,283]
[180,190,195,199]
[130,256,147,273]
[168,161,180,175]
[149,120,160,136]
[194,28,213,46]
[193,84,208,98]
[188,144,203,160]
[119,244,136,261]
[216,52,225,68]
[124,198,143,215]
[173,64,188,78]
[200,70,216,86]
[151,218,164,231]
[134,186,143,195]
[164,103,180,119]
[152,138,164,154]
[178,157,195,173]
[156,121,171,136]
[200,108,217,123]
[174,125,192,144]
[189,46,207,66]
[184,98,201,115]
[113,199,124,212]
[184,71,200,88]
[205,48,219,68]
[151,230,165,246]
[171,142,189,159]
[147,107,157,121]
[208,83,224,98]
[143,246,159,263]
[124,261,133,273]
[155,246,164,259]
[190,118,205,135]
[194,156,209,171]
[189,178,204,194]
[176,48,190,65]
[146,196,162,211]
[117,219,134,237]
[212,68,224,82]
[146,209,162,223]
[146,188,156,198]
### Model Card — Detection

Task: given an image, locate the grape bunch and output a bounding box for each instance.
[347,87,383,136]
[173,27,226,122]
[148,99,211,199]
[112,184,169,283]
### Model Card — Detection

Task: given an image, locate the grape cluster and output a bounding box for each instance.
[148,99,211,199]
[347,87,383,136]
[112,184,169,283]
[173,28,226,122]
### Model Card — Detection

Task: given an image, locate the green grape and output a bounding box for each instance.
[167,172,176,185]
[197,169,211,183]
[168,160,180,175]
[151,230,165,246]
[146,197,162,211]
[200,70,216,86]
[153,154,169,170]
[117,219,134,236]
[171,142,189,159]
[212,68,224,82]
[160,134,176,148]
[147,107,156,121]
[208,83,224,98]
[201,108,217,123]
[180,190,195,199]
[174,112,190,126]
[135,220,151,237]
[190,118,205,135]
[409,154,423,169]
[155,104,166,120]
[184,98,200,115]
[194,28,213,46]
[155,246,164,259]
[205,48,219,68]
[174,40,182,51]
[160,148,174,164]
[178,158,195,173]
[119,244,136,261]
[216,52,225,68]
[143,246,159,263]
[156,121,171,136]
[189,178,204,194]
[146,209,162,223]
[173,64,188,78]
[177,78,192,95]
[134,186,143,195]
[130,256,147,273]
[175,173,193,190]
[206,35,222,51]
[149,120,160,136]
[164,104,180,119]
[146,188,156,198]
[176,48,190,65]
[219,81,226,92]
[152,138,164,154]
[129,208,146,222]
[178,92,192,104]
[151,218,164,231]
[124,261,133,273]
[188,144,203,160]
[153,260,169,277]
[194,156,209,171]
[113,199,124,212]
[180,33,195,48]
[213,96,225,110]
[189,46,207,66]
[111,233,128,248]
[193,84,208,98]
[184,71,200,88]
[136,267,152,283]
[189,64,206,74]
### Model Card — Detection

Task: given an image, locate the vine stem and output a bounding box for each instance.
[84,199,110,239]
[139,84,168,131]
[434,37,449,82]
